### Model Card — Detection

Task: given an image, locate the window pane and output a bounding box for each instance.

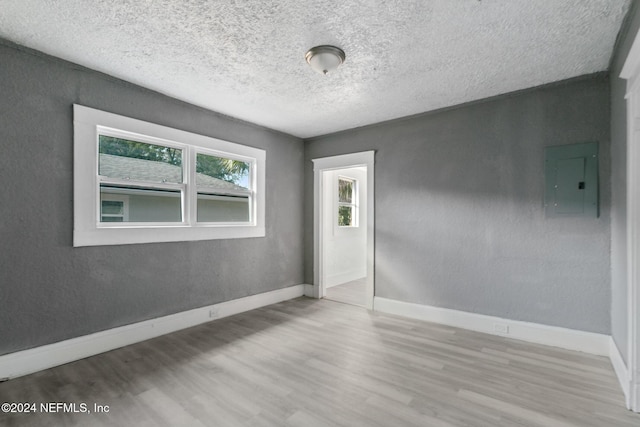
[100,185,181,223]
[338,205,353,226]
[101,200,123,215]
[338,179,353,203]
[99,135,183,184]
[196,153,250,190]
[197,193,250,222]
[101,216,124,223]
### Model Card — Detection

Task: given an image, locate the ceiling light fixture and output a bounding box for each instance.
[305,45,346,75]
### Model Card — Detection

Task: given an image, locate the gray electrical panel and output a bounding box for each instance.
[544,142,598,218]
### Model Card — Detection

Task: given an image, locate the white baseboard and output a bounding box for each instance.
[0,284,305,381]
[374,297,610,356]
[304,284,315,297]
[609,338,631,407]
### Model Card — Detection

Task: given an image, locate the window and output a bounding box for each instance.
[98,135,183,223]
[338,177,358,227]
[100,195,129,222]
[73,105,265,247]
[196,152,251,223]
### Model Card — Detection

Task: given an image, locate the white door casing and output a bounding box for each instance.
[621,30,640,412]
[312,151,375,309]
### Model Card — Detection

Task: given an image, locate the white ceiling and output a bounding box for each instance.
[0,0,631,138]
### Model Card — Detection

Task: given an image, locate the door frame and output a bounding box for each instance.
[312,151,375,309]
[621,31,640,412]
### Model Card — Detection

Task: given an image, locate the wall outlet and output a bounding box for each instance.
[494,323,509,334]
[209,307,218,319]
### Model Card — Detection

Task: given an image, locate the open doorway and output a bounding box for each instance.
[323,167,367,307]
[312,151,375,309]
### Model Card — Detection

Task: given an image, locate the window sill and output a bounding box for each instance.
[73,225,266,247]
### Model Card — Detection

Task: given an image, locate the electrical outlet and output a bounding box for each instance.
[494,323,509,334]
[209,307,218,319]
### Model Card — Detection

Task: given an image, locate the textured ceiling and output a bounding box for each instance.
[0,0,631,138]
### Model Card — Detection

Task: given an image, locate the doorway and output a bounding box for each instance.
[312,151,375,309]
[323,167,367,307]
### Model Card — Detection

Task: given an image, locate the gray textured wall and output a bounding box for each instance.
[0,41,305,355]
[610,1,640,363]
[305,75,612,334]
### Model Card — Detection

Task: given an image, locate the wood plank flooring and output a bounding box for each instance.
[0,297,638,426]
[325,278,367,307]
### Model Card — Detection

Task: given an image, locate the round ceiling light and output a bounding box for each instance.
[305,45,346,75]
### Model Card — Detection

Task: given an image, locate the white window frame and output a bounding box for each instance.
[73,104,265,247]
[337,176,358,228]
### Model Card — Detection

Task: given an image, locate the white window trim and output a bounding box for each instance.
[73,104,265,247]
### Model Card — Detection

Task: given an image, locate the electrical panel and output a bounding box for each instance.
[544,142,598,218]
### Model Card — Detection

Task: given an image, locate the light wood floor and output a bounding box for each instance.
[325,278,367,307]
[0,297,637,426]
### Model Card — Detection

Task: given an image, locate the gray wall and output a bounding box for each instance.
[0,40,305,355]
[610,0,640,363]
[305,75,612,334]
